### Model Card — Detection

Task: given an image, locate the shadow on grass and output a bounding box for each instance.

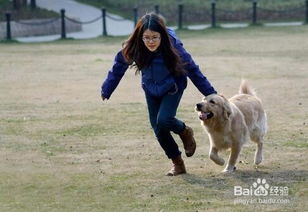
[180,173,229,190]
[181,169,307,188]
[233,169,308,185]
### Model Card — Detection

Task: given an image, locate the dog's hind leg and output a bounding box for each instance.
[253,137,263,165]
[252,113,266,165]
[209,147,225,166]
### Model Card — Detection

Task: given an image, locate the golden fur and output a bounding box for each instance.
[195,80,267,173]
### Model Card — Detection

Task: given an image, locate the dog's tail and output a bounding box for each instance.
[239,79,256,96]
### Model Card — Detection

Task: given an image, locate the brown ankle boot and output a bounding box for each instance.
[179,126,196,157]
[166,155,187,176]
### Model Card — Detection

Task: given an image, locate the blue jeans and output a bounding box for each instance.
[145,90,186,159]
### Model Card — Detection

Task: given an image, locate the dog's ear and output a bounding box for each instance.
[221,96,232,120]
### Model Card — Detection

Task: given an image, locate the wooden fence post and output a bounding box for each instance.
[211,1,216,28]
[155,5,159,14]
[178,4,183,30]
[5,12,12,40]
[133,7,138,27]
[306,0,308,24]
[60,9,66,39]
[102,8,107,36]
[252,0,257,25]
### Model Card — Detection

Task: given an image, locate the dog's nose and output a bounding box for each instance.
[196,103,202,110]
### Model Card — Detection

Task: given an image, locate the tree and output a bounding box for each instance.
[12,0,27,10]
[31,0,37,9]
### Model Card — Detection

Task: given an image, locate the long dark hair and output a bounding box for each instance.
[122,13,186,76]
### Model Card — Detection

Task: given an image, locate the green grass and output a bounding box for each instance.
[0,25,307,211]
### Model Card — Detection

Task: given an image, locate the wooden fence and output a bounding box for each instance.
[2,1,308,40]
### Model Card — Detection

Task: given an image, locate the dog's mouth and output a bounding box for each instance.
[199,111,214,120]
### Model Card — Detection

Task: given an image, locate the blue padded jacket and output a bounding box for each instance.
[101,28,217,99]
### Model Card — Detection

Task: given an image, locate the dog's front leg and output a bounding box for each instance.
[209,147,225,166]
[223,145,241,173]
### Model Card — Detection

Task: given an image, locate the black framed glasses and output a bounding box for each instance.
[142,36,161,43]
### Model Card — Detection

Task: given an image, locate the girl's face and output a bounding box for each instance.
[142,29,161,52]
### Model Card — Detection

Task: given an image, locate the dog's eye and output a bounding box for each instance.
[209,100,216,104]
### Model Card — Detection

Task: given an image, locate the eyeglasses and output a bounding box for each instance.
[142,36,161,43]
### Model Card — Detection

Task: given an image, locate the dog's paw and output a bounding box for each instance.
[222,166,236,173]
[216,158,225,166]
[210,154,225,166]
[254,153,263,165]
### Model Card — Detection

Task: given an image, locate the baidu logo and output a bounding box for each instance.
[233,178,290,205]
[252,178,270,196]
[234,178,270,196]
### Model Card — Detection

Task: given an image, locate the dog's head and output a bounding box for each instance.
[195,94,232,124]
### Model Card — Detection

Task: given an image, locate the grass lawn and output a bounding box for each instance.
[0,25,307,211]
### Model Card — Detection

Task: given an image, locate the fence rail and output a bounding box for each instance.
[1,0,308,41]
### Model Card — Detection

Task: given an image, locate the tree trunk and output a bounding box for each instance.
[22,0,27,7]
[13,0,19,10]
[13,0,27,10]
[31,0,37,9]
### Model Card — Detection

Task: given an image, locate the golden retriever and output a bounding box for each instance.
[195,80,267,173]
